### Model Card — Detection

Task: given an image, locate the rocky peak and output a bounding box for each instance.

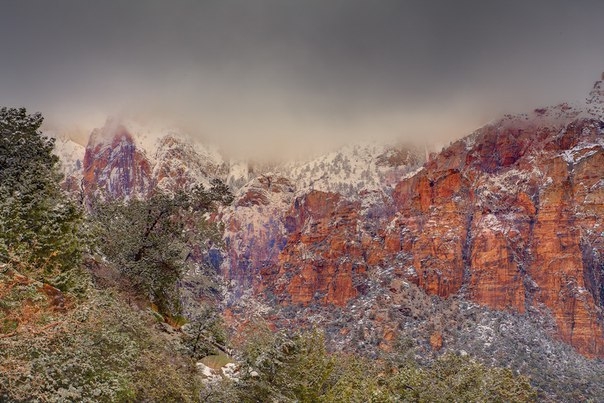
[87,118,128,149]
[82,120,152,199]
[65,119,236,199]
[152,132,226,192]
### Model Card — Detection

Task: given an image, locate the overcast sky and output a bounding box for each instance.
[1,0,603,158]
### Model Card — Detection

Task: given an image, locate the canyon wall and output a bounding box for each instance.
[223,111,604,357]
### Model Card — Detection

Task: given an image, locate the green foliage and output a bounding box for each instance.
[191,178,235,208]
[0,107,83,287]
[89,180,232,316]
[182,305,228,360]
[237,326,334,402]
[234,326,384,403]
[387,353,537,402]
[225,325,537,403]
[0,290,202,402]
[90,192,190,315]
[0,107,52,188]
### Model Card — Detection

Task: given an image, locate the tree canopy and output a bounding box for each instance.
[0,107,83,288]
[89,180,233,317]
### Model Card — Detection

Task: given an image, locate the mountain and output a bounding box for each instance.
[53,118,423,202]
[48,132,85,195]
[220,78,604,360]
[279,142,424,197]
[82,121,153,199]
[53,77,604,362]
[53,118,232,199]
[152,133,227,192]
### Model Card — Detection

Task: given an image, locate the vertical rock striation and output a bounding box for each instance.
[223,80,604,357]
[82,121,152,199]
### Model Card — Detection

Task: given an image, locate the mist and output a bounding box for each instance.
[1,0,603,160]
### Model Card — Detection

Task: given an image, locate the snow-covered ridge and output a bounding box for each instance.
[46,131,86,179]
[94,118,224,168]
[274,142,424,198]
[487,102,583,132]
[587,80,604,117]
[51,76,603,199]
[481,79,603,134]
[152,132,228,190]
[51,117,426,199]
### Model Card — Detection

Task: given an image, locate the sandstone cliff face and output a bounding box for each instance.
[82,123,152,199]
[222,176,296,297]
[222,87,604,357]
[275,190,367,306]
[67,83,604,358]
[387,116,604,357]
[223,181,399,308]
[79,121,227,199]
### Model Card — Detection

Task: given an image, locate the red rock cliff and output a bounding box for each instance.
[223,101,604,357]
[82,123,152,199]
[388,115,604,357]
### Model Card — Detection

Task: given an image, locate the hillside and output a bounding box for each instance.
[42,77,604,400]
[2,107,542,402]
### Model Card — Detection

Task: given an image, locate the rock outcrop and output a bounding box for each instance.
[222,81,604,358]
[222,175,296,297]
[77,120,227,199]
[153,134,227,192]
[59,78,604,358]
[387,115,604,357]
[82,121,152,199]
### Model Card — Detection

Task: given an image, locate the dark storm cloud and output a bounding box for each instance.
[1,0,603,158]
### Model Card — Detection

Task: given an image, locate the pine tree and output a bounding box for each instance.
[0,107,83,288]
[89,180,233,317]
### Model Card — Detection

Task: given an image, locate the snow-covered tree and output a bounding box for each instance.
[0,107,83,287]
[90,180,233,316]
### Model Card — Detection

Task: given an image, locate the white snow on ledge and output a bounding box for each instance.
[561,142,603,165]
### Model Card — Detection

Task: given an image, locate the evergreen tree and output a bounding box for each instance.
[229,325,537,403]
[89,180,233,317]
[235,326,385,403]
[0,107,83,288]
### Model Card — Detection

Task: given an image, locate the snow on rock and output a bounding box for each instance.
[220,175,296,301]
[225,160,250,189]
[152,132,227,192]
[561,141,604,165]
[61,117,241,198]
[56,115,426,201]
[48,132,86,179]
[81,121,153,199]
[276,142,423,198]
[196,361,240,384]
